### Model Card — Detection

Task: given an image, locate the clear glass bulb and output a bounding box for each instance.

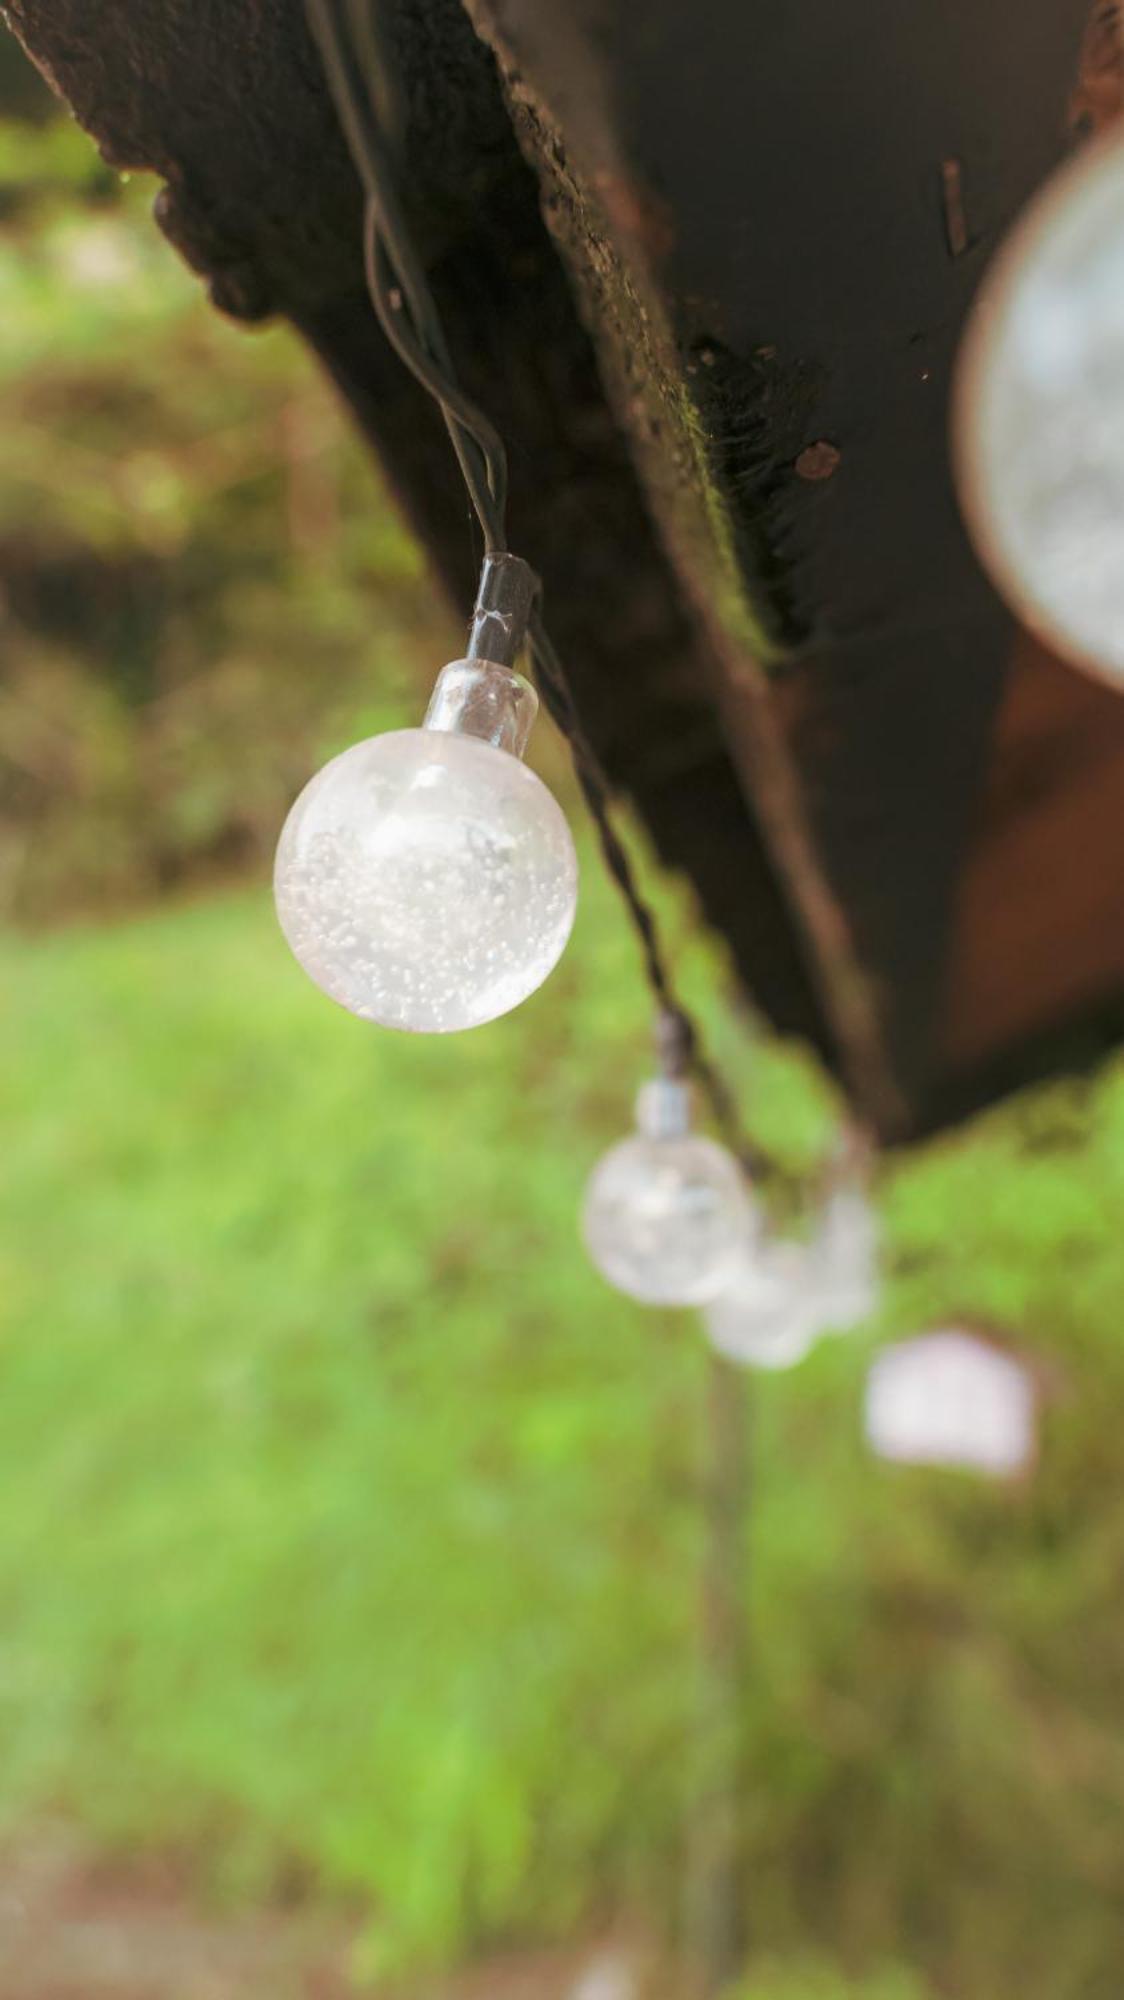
[274,658,578,1031]
[954,128,1124,683]
[582,1077,756,1307]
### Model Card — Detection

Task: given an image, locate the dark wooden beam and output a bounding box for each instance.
[464,0,1115,1134]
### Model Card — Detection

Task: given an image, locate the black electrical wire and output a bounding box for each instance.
[305,0,507,539]
[360,204,506,545]
[303,0,761,1170]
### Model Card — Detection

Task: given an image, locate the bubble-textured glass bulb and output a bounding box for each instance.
[274,656,578,1032]
[582,1077,755,1306]
[954,129,1124,682]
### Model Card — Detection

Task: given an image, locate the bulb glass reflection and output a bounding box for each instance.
[954,129,1124,682]
[274,658,578,1031]
[582,1077,755,1306]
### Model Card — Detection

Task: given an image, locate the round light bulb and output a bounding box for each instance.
[582,1077,756,1307]
[705,1182,880,1371]
[274,658,578,1032]
[704,1237,823,1372]
[954,129,1124,682]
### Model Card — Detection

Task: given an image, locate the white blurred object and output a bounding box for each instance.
[954,128,1124,683]
[60,218,141,289]
[814,1184,881,1333]
[865,1329,1037,1477]
[704,1234,824,1370]
[704,1180,881,1372]
[568,1952,637,2000]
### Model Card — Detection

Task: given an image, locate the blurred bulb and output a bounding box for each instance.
[582,1077,755,1306]
[705,1180,880,1371]
[705,1236,822,1371]
[274,656,578,1031]
[954,129,1124,682]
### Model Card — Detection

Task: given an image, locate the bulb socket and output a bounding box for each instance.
[424,658,539,758]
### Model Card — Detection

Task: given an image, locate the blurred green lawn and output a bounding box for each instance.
[0,840,739,1975]
[5,847,1124,1997]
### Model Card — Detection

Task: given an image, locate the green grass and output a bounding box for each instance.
[0,856,683,1955]
[4,843,1124,1997]
[0,837,779,1973]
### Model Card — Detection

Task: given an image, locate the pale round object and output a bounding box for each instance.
[274,729,578,1032]
[582,1133,753,1307]
[954,130,1124,682]
[705,1239,822,1372]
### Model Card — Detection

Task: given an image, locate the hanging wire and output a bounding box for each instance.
[303,0,761,1171]
[305,0,507,541]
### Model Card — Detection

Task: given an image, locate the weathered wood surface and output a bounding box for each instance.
[7,0,1121,1138]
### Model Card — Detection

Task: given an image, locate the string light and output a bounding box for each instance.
[954,128,1124,683]
[582,1054,757,1307]
[275,556,578,1031]
[294,0,763,1164]
[293,0,888,1313]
